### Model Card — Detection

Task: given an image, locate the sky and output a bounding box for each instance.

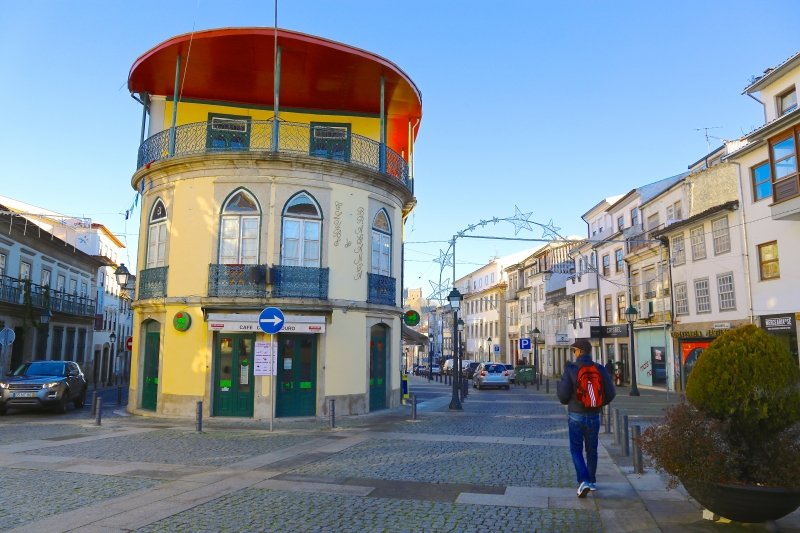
[1,1,797,301]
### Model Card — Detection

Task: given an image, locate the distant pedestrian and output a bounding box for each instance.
[605,358,615,378]
[557,339,616,497]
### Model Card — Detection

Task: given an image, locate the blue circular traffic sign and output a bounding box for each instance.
[258,307,285,334]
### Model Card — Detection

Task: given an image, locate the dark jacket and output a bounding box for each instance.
[557,354,616,413]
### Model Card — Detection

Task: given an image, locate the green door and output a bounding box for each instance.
[369,325,387,411]
[213,334,255,417]
[142,332,159,411]
[276,334,317,417]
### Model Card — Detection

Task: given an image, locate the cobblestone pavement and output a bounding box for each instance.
[1,376,798,532]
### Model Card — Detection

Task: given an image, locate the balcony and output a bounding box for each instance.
[208,264,267,298]
[138,267,168,299]
[0,275,95,318]
[771,175,800,220]
[270,265,329,299]
[367,273,396,306]
[137,120,411,193]
[565,272,598,296]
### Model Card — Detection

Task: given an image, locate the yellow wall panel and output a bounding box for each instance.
[160,306,209,396]
[324,310,366,395]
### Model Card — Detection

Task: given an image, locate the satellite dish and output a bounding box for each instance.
[246,266,266,284]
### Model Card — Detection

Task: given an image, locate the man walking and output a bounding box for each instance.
[557,339,615,497]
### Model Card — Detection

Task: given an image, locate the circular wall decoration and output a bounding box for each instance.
[173,311,192,332]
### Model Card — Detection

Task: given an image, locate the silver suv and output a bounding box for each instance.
[0,361,87,415]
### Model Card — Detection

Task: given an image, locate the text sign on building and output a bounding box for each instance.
[254,341,277,376]
[555,333,570,344]
[761,314,796,333]
[207,313,326,333]
[590,325,629,338]
[519,338,531,351]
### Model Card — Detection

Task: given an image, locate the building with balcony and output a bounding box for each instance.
[126,28,422,418]
[0,198,102,376]
[725,52,800,364]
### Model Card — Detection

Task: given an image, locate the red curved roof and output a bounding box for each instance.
[129,28,422,155]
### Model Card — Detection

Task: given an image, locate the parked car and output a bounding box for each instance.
[0,360,87,415]
[504,364,516,384]
[473,362,510,390]
[431,364,442,375]
[442,358,454,376]
[463,361,481,380]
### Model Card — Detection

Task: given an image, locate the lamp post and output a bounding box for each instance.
[428,332,434,382]
[625,304,640,396]
[109,331,117,386]
[114,264,131,287]
[487,337,492,361]
[532,327,541,378]
[457,318,464,399]
[447,288,463,410]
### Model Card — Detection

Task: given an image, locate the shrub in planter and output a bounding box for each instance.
[639,325,800,490]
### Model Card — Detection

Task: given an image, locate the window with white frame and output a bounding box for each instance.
[690,225,706,260]
[666,201,683,222]
[281,192,322,267]
[752,161,772,202]
[694,278,711,313]
[617,215,624,231]
[631,207,639,227]
[711,216,730,255]
[0,252,5,276]
[147,199,168,269]
[647,212,660,231]
[672,233,685,265]
[41,269,51,288]
[615,249,623,273]
[19,261,31,280]
[717,272,736,310]
[779,87,797,116]
[757,241,780,280]
[674,282,689,315]
[56,274,65,292]
[219,190,260,264]
[371,209,391,276]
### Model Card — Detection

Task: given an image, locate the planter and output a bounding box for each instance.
[683,479,800,523]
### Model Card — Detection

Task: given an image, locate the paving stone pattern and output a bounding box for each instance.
[32,429,314,466]
[288,438,575,488]
[136,488,603,533]
[0,467,161,529]
[0,423,109,445]
[388,415,567,439]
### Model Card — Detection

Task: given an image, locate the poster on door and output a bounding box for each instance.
[254,341,277,376]
[650,347,667,384]
[681,341,711,381]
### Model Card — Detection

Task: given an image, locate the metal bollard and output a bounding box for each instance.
[462,378,468,400]
[411,394,417,420]
[614,409,622,445]
[604,405,611,433]
[329,398,336,428]
[95,397,102,426]
[91,390,98,417]
[632,425,643,474]
[536,377,540,391]
[623,415,630,456]
[196,401,203,432]
[117,386,123,406]
[545,379,549,394]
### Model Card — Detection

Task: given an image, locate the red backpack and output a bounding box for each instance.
[576,364,604,408]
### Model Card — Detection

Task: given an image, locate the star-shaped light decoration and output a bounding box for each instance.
[509,205,534,235]
[539,219,563,241]
[433,248,454,269]
[427,278,451,302]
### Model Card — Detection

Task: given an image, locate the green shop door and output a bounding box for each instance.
[142,332,159,411]
[213,333,255,417]
[369,325,388,411]
[276,334,317,417]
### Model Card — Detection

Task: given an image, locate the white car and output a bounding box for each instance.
[472,362,511,390]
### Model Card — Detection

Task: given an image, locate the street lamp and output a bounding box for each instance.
[428,332,434,382]
[109,332,117,386]
[532,327,541,377]
[447,287,463,410]
[625,304,640,396]
[487,337,492,361]
[114,264,131,287]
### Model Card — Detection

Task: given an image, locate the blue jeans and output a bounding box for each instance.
[568,412,600,484]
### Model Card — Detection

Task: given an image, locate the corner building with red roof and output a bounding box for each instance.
[126,28,422,418]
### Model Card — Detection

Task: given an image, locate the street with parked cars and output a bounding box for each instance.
[0,360,88,415]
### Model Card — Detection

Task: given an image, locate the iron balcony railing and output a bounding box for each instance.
[138,267,168,299]
[367,273,396,306]
[0,275,95,318]
[208,264,267,298]
[270,265,329,299]
[137,120,411,193]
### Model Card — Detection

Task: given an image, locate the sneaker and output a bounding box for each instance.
[588,483,597,491]
[577,481,590,498]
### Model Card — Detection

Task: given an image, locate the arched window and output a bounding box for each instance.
[219,190,260,264]
[281,192,322,267]
[146,199,168,269]
[371,209,391,276]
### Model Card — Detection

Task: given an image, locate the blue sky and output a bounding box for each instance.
[1,1,796,298]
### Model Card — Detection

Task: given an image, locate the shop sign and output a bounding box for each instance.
[555,333,570,344]
[712,322,731,330]
[207,313,326,333]
[590,324,629,338]
[671,329,727,339]
[761,313,796,333]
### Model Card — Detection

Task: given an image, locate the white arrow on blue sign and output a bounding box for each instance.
[519,338,531,351]
[258,307,285,334]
